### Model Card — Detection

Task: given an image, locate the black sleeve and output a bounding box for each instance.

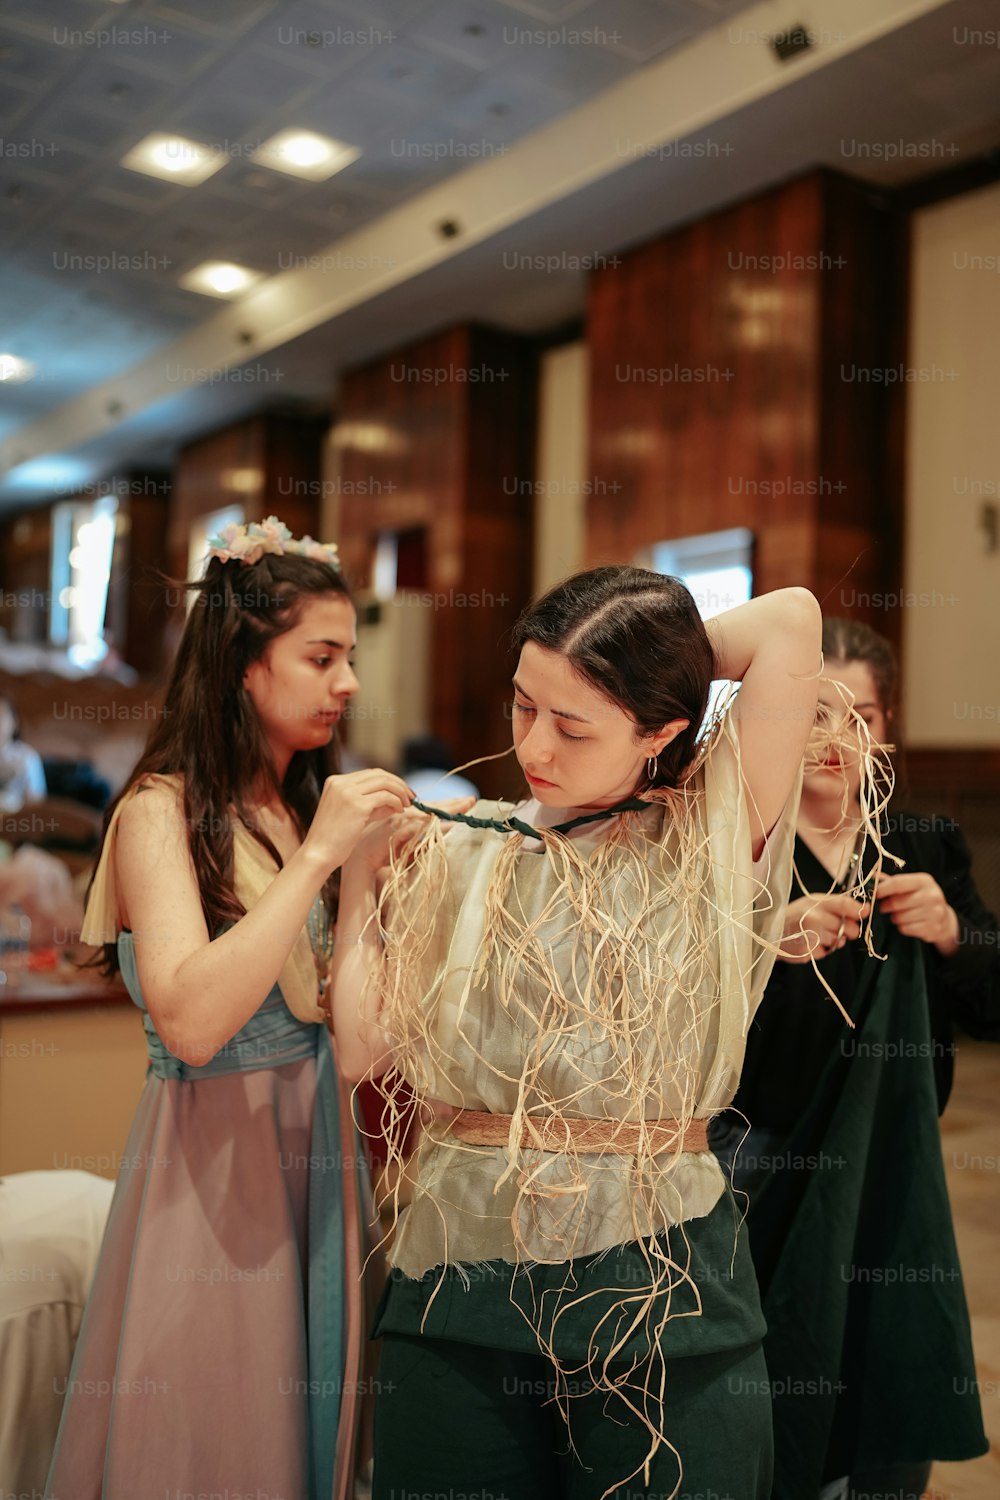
[924,820,1000,1039]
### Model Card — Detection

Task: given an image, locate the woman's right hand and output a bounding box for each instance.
[778,892,871,963]
[301,769,414,873]
[354,793,478,879]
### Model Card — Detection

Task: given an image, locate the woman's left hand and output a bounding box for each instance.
[874,872,960,954]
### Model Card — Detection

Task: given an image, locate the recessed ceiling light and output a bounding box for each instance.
[179,261,264,298]
[251,129,361,182]
[0,353,35,383]
[121,132,226,186]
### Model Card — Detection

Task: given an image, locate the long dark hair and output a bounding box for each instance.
[90,550,351,974]
[511,566,716,789]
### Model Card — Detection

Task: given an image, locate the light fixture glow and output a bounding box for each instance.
[0,353,35,383]
[221,467,262,493]
[121,132,226,186]
[178,261,264,298]
[251,129,361,181]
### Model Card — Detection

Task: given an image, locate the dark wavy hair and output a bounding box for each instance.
[510,565,717,789]
[89,550,351,975]
[820,617,898,721]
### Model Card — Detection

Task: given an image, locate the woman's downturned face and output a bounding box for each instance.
[511,642,686,809]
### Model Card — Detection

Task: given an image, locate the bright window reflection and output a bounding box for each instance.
[646,528,754,725]
[187,505,244,608]
[50,496,118,666]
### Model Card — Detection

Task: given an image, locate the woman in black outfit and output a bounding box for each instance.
[709,617,1000,1500]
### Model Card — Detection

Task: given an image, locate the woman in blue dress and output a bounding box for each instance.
[45,519,414,1500]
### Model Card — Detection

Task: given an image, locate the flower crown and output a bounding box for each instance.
[206,515,340,569]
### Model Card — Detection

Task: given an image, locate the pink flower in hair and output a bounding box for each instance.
[246,516,292,556]
[294,535,341,566]
[206,516,339,569]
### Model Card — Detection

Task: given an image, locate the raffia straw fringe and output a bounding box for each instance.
[363,677,896,1500]
[444,1110,711,1155]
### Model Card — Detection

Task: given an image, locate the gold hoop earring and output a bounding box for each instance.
[647,755,658,781]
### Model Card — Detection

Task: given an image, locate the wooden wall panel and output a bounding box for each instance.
[0,507,52,643]
[586,170,903,610]
[170,413,325,584]
[120,479,171,675]
[335,325,536,798]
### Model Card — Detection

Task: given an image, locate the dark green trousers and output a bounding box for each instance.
[372,1331,773,1500]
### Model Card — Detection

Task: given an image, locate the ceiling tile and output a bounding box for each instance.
[689,0,755,17]
[401,2,523,71]
[211,159,315,208]
[342,37,483,105]
[493,0,595,20]
[500,29,634,100]
[0,78,37,130]
[31,99,130,151]
[441,61,568,140]
[86,164,190,210]
[334,131,458,198]
[291,192,389,239]
[3,0,112,40]
[0,23,78,90]
[58,194,156,239]
[203,46,322,110]
[82,19,225,84]
[164,89,274,146]
[66,53,178,117]
[158,185,262,235]
[313,0,443,28]
[145,0,280,39]
[293,81,427,147]
[582,0,702,63]
[2,137,94,187]
[246,0,386,80]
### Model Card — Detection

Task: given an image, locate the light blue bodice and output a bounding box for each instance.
[117,931,321,1081]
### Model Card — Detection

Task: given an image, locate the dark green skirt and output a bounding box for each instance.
[373,1188,773,1498]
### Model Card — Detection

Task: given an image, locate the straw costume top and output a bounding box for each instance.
[370,698,895,1491]
[377,713,803,1276]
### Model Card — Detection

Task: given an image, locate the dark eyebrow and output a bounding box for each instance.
[512,677,590,724]
[307,638,350,649]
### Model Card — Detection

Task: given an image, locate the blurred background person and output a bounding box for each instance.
[710,619,1000,1500]
[0,694,46,815]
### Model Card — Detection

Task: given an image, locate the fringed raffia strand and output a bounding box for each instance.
[362,686,895,1500]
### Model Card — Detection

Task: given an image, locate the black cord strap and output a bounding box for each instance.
[411,795,651,840]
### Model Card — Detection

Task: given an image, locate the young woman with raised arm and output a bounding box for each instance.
[332,569,880,1500]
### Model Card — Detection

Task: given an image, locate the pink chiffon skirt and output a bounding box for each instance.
[45,938,373,1500]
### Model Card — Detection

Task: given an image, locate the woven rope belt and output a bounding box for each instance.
[443,1110,710,1155]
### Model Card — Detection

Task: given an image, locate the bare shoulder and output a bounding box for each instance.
[116,780,190,863]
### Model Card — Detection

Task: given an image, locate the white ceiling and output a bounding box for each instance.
[1,0,998,506]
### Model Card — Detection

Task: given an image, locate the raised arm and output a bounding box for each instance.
[116,771,411,1066]
[705,587,822,860]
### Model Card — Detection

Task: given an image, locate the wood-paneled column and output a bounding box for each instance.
[586,168,904,641]
[334,325,536,799]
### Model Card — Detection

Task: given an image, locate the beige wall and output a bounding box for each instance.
[904,181,1000,746]
[533,342,587,595]
[0,1004,147,1178]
